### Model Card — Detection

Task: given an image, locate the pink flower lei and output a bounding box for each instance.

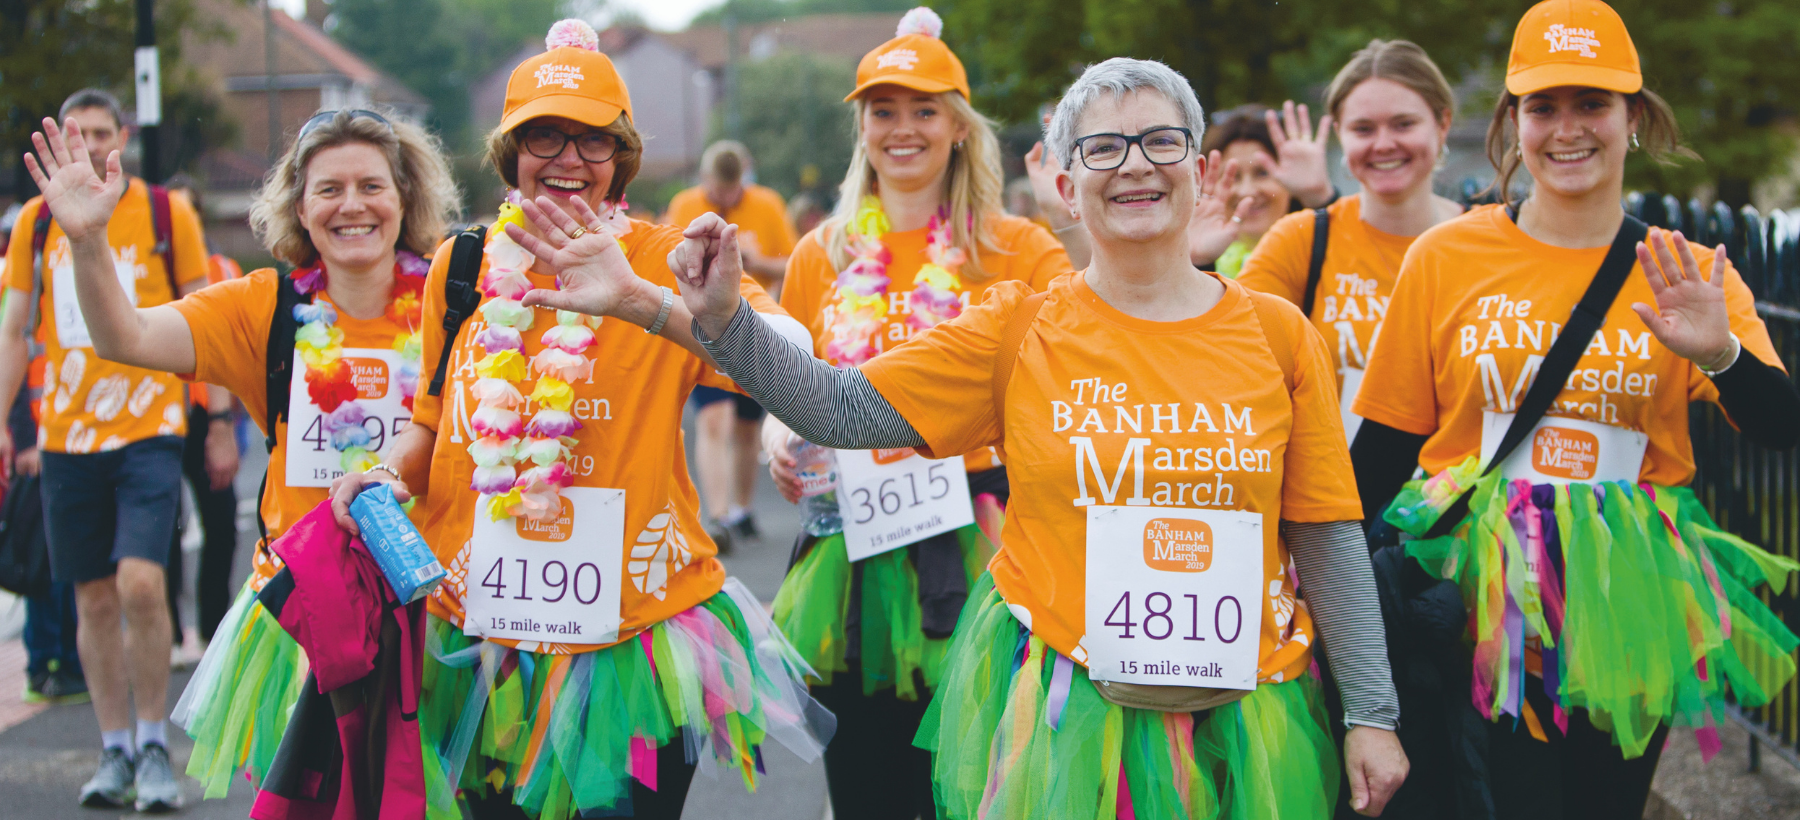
[821,197,967,366]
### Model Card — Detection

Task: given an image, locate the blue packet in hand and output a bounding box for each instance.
[349,483,446,604]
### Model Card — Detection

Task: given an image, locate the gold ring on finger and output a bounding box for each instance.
[568,225,588,240]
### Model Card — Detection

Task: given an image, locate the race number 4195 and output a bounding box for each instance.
[836,448,975,562]
[1083,506,1264,690]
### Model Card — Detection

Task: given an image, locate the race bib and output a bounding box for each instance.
[1083,505,1263,690]
[284,349,411,487]
[1480,411,1647,485]
[464,487,626,645]
[1339,366,1366,443]
[836,448,974,562]
[51,257,139,350]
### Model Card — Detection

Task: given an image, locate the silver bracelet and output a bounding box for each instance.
[645,285,674,335]
[368,462,403,484]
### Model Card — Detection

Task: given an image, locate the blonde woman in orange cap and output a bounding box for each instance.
[325,19,832,820]
[748,7,1073,817]
[1353,1,1799,816]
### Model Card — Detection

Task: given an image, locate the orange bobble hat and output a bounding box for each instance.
[846,7,971,101]
[500,19,634,133]
[1505,0,1642,96]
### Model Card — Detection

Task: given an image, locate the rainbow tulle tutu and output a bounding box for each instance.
[171,581,308,798]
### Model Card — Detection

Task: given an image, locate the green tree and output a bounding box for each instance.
[716,51,858,203]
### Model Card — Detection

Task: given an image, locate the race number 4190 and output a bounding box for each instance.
[1083,506,1264,690]
[836,449,975,562]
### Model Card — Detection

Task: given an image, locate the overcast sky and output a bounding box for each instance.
[606,0,717,31]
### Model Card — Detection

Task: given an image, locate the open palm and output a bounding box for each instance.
[23,116,126,242]
[509,195,642,317]
[1630,230,1734,368]
[1263,101,1334,209]
[1190,151,1252,266]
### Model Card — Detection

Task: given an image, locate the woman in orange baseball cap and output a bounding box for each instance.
[1352,1,1800,815]
[325,19,831,820]
[755,7,1075,817]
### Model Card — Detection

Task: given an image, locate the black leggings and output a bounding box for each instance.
[462,738,698,819]
[811,657,936,820]
[1488,680,1669,820]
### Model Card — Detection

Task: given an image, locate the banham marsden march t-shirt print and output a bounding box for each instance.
[862,273,1362,686]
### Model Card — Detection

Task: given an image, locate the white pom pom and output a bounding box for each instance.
[895,7,943,39]
[546,19,599,52]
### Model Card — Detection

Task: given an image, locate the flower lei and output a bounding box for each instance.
[292,251,429,474]
[466,194,630,523]
[822,196,967,366]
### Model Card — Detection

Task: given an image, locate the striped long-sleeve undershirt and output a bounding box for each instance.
[696,300,1399,729]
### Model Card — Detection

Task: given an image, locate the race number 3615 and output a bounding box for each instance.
[836,449,975,562]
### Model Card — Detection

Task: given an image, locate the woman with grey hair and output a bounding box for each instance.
[24,107,459,800]
[507,56,1408,817]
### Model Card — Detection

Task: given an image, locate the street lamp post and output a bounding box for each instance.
[134,0,162,183]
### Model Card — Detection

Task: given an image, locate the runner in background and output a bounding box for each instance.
[1352,2,1800,816]
[327,20,831,819]
[160,172,242,664]
[22,106,460,806]
[1200,104,1339,277]
[537,54,1408,820]
[4,88,219,812]
[1237,40,1465,444]
[664,141,798,551]
[762,9,1072,817]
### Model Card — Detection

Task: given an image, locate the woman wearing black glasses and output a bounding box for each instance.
[515,55,1409,819]
[24,107,459,800]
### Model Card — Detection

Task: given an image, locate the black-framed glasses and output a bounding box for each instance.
[298,109,393,141]
[1073,127,1195,171]
[520,126,620,163]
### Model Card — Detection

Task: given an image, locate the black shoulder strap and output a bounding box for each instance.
[428,225,487,398]
[264,272,310,453]
[25,204,51,356]
[1300,207,1330,318]
[148,184,180,298]
[1424,212,1649,537]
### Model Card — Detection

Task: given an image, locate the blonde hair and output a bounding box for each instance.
[1324,40,1456,126]
[250,110,459,267]
[822,91,1004,280]
[1483,87,1696,199]
[485,114,644,204]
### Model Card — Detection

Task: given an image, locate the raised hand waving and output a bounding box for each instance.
[1630,229,1737,372]
[22,116,127,242]
[1261,101,1335,210]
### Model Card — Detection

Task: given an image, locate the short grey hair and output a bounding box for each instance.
[1045,58,1207,171]
[60,88,124,128]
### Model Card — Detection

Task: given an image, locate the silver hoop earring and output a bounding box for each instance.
[1629,132,1641,152]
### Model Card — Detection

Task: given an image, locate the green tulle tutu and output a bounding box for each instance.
[418,578,834,820]
[1388,461,1800,759]
[914,574,1338,820]
[170,580,307,798]
[771,524,987,699]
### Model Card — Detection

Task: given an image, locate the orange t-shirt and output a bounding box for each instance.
[663,184,799,261]
[1237,195,1414,392]
[1355,205,1781,486]
[410,219,788,653]
[861,272,1361,682]
[5,180,209,453]
[782,212,1073,471]
[173,268,424,588]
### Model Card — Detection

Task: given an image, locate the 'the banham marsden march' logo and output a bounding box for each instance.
[517,496,576,542]
[1532,426,1600,480]
[344,358,389,400]
[1143,518,1212,573]
[871,447,916,465]
[876,48,920,71]
[1543,24,1601,58]
[535,63,585,90]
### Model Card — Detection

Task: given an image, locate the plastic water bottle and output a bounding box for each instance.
[790,436,843,536]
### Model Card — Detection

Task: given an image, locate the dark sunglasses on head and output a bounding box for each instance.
[1072,127,1195,171]
[520,126,620,163]
[298,109,394,141]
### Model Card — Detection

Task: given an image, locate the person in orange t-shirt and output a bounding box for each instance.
[538,54,1408,820]
[324,20,830,819]
[5,88,222,810]
[664,141,799,553]
[24,105,462,805]
[753,10,1072,817]
[1238,40,1466,443]
[1353,2,1800,815]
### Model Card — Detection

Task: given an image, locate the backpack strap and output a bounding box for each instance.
[25,203,52,356]
[148,184,180,298]
[264,272,311,453]
[990,290,1049,434]
[1248,291,1297,394]
[428,225,488,398]
[1300,207,1330,319]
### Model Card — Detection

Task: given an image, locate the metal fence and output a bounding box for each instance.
[1630,192,1800,771]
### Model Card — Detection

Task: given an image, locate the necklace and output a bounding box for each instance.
[821,196,967,366]
[292,251,428,474]
[466,194,629,523]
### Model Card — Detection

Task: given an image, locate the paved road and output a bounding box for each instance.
[0,410,831,819]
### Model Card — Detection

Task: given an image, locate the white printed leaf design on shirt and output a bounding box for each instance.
[86,374,130,421]
[129,377,166,417]
[1270,578,1295,630]
[158,400,184,435]
[59,349,86,393]
[52,387,72,415]
[65,419,95,453]
[99,435,128,452]
[627,504,691,600]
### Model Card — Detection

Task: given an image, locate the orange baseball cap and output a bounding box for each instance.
[500,20,634,133]
[846,7,971,102]
[1506,0,1642,95]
